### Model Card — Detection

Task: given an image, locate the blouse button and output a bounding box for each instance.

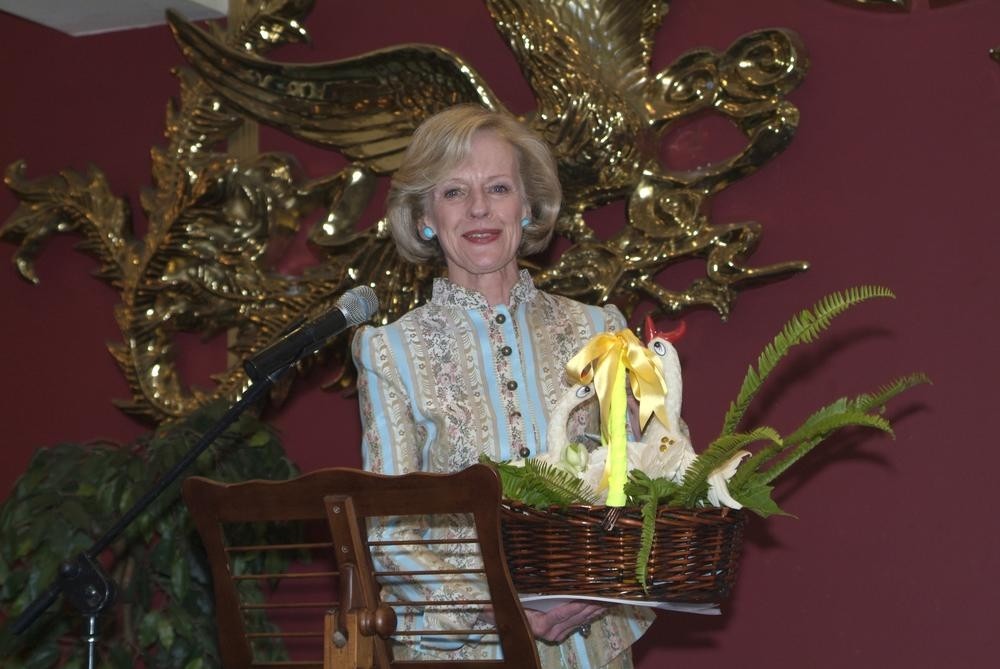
[495,314,506,324]
[518,447,531,458]
[506,380,518,391]
[510,411,522,420]
[500,345,512,356]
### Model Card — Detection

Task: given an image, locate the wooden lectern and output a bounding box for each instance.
[183,464,540,668]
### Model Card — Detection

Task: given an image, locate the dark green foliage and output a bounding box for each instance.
[481,454,600,507]
[667,286,930,518]
[724,373,930,514]
[719,285,895,436]
[624,471,679,588]
[672,427,782,509]
[0,401,299,668]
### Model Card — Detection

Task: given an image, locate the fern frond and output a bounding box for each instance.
[635,494,659,592]
[727,398,847,492]
[852,373,932,413]
[624,469,679,506]
[482,456,599,507]
[756,410,893,486]
[671,427,782,508]
[720,285,895,436]
[622,470,680,591]
[785,407,892,447]
[730,479,789,518]
[526,459,602,505]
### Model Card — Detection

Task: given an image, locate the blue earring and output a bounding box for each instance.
[520,217,531,228]
[421,226,436,240]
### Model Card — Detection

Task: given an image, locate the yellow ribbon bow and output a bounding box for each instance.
[565,329,668,506]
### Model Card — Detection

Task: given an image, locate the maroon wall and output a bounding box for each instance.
[2,1,996,666]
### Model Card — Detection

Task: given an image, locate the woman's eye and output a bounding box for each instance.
[442,188,463,199]
[489,183,510,194]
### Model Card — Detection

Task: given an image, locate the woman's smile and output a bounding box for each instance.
[462,228,502,243]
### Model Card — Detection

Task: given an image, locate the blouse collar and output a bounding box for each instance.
[430,269,538,311]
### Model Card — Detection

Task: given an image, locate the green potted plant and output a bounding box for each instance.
[0,401,299,669]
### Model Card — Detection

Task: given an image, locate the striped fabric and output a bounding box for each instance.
[351,270,653,667]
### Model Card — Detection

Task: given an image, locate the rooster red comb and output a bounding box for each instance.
[643,315,687,345]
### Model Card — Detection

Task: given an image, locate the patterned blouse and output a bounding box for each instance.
[352,270,654,668]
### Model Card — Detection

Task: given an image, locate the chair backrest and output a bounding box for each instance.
[182,464,539,669]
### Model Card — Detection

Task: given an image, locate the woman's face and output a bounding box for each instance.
[422,130,529,289]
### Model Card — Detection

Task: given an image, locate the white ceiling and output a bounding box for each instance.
[0,0,226,36]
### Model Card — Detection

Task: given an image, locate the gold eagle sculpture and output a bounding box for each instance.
[2,0,808,422]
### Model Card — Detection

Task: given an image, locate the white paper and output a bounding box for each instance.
[519,593,720,615]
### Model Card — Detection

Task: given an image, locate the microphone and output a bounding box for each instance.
[244,285,379,383]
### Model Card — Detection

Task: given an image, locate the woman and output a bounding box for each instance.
[352,104,653,667]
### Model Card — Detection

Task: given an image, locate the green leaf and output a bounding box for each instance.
[170,550,190,596]
[15,533,35,560]
[117,486,136,516]
[731,480,789,518]
[248,430,271,447]
[157,615,176,649]
[138,610,159,648]
[59,498,94,534]
[77,481,98,497]
[150,534,174,575]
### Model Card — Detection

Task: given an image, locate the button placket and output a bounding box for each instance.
[491,305,529,459]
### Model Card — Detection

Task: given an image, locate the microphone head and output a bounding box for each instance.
[335,285,379,326]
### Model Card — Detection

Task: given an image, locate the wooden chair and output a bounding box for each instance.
[182,464,539,668]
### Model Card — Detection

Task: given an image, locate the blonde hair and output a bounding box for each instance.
[386,104,561,264]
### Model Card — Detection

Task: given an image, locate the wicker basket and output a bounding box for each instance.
[499,501,746,602]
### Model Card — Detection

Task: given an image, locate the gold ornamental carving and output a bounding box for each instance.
[1,1,809,423]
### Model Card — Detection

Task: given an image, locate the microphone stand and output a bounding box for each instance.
[8,371,278,668]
